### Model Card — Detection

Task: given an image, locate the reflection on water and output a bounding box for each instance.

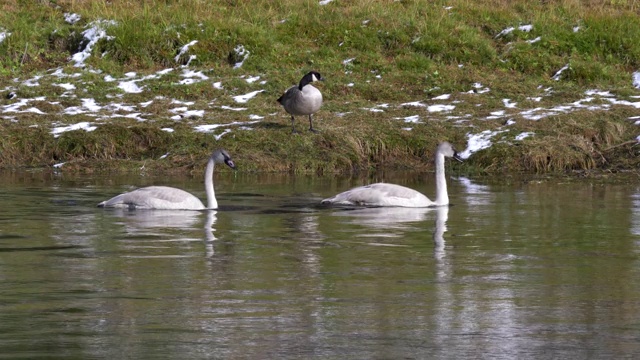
[0,171,640,358]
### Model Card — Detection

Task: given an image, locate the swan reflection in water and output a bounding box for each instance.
[103,209,218,257]
[329,206,433,230]
[329,205,450,258]
[433,206,449,260]
[204,210,217,257]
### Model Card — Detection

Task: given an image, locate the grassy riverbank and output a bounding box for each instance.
[1,0,639,175]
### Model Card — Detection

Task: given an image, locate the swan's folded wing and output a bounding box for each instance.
[98,186,204,210]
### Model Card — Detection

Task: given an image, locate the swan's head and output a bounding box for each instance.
[212,149,236,169]
[438,142,463,162]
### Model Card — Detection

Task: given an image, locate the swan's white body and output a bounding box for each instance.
[321,142,461,207]
[98,149,235,210]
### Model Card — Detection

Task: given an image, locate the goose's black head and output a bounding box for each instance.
[299,71,324,89]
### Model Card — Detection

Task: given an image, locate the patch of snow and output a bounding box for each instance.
[343,58,356,65]
[466,82,490,94]
[347,83,354,87]
[213,82,223,89]
[503,99,517,108]
[194,120,260,133]
[496,24,533,37]
[459,129,506,159]
[552,64,570,81]
[139,100,153,107]
[432,94,451,100]
[23,75,43,87]
[55,83,76,90]
[220,105,247,111]
[249,114,264,120]
[427,104,455,112]
[0,29,12,43]
[515,132,534,141]
[319,0,334,5]
[232,45,250,69]
[633,72,640,89]
[161,128,174,133]
[63,98,103,115]
[174,40,198,63]
[104,75,116,82]
[527,36,541,44]
[400,101,426,107]
[53,162,65,168]
[64,13,81,24]
[400,115,420,123]
[573,26,581,33]
[214,129,233,140]
[70,20,117,67]
[51,122,97,138]
[245,76,260,83]
[118,80,143,93]
[233,90,264,103]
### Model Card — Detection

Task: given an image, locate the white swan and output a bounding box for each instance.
[277,71,324,133]
[321,142,462,207]
[97,149,236,210]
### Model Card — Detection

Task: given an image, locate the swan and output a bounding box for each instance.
[277,71,324,133]
[321,142,462,207]
[97,149,236,210]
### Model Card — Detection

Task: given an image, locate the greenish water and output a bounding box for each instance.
[1,171,640,359]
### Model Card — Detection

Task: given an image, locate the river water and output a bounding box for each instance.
[1,170,639,359]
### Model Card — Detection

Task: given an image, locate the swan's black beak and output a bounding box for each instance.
[453,152,463,162]
[225,159,237,170]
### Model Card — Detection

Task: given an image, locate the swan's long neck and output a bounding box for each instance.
[204,157,218,209]
[433,153,449,206]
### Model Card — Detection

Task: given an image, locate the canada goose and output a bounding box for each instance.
[97,149,236,210]
[277,71,324,133]
[321,142,462,207]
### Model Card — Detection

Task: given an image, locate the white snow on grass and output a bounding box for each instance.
[319,0,334,5]
[63,98,103,115]
[245,75,260,83]
[633,72,640,89]
[51,122,97,138]
[459,129,506,159]
[515,132,534,141]
[220,105,247,111]
[194,120,260,133]
[0,29,12,43]
[232,45,250,69]
[64,13,81,24]
[552,64,570,81]
[428,104,455,112]
[118,80,143,93]
[503,99,517,108]
[233,90,264,103]
[495,24,533,37]
[23,75,43,87]
[527,36,542,44]
[70,20,117,67]
[213,82,223,89]
[174,40,198,63]
[466,82,490,94]
[432,94,451,100]
[55,83,76,91]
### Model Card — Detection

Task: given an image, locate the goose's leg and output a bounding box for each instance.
[291,115,298,133]
[308,114,318,133]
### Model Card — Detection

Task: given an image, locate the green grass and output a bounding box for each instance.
[0,0,639,175]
